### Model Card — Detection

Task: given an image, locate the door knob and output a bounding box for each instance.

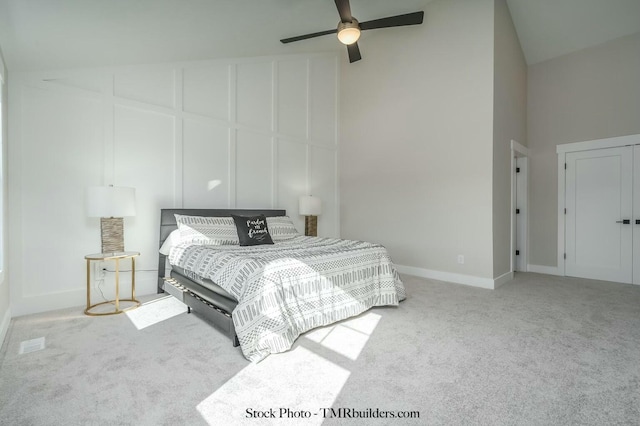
[616,219,631,224]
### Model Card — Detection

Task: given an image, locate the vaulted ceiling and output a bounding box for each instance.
[0,0,639,71]
[507,0,640,65]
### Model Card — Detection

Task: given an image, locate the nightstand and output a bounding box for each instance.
[85,251,141,316]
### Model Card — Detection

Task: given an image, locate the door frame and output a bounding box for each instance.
[511,140,529,273]
[557,133,640,277]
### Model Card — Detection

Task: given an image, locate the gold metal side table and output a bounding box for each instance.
[85,251,141,316]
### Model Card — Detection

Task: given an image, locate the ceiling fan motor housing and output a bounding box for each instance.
[337,18,360,45]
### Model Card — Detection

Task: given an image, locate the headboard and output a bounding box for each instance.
[157,208,287,292]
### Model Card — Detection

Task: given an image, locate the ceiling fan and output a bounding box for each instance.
[280,0,424,63]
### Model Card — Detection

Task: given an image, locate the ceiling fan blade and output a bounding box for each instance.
[347,42,362,63]
[280,29,337,44]
[334,0,353,22]
[360,11,424,31]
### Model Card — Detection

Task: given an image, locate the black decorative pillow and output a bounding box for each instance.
[232,214,274,246]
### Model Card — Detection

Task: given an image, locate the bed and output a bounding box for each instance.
[157,208,405,362]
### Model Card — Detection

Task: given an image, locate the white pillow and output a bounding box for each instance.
[159,229,182,255]
[174,214,239,245]
[266,216,301,241]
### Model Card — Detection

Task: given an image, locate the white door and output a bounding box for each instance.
[634,146,640,284]
[565,146,633,283]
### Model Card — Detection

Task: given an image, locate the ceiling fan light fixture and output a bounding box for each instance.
[280,2,425,64]
[337,19,360,45]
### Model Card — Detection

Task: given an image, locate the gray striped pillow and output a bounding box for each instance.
[174,214,239,245]
[266,216,300,241]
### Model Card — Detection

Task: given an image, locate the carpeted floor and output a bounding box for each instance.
[1,272,639,425]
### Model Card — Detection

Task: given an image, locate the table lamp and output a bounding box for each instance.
[299,195,321,237]
[87,186,136,253]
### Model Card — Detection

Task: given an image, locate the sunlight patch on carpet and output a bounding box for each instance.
[125,296,187,330]
[197,346,350,425]
[304,312,381,360]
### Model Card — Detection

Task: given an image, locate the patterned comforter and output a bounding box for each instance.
[168,236,405,362]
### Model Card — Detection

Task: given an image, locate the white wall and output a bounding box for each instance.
[340,0,497,286]
[0,45,10,344]
[528,32,640,267]
[492,0,527,278]
[9,53,339,316]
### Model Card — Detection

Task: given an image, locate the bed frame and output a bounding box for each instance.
[157,208,287,347]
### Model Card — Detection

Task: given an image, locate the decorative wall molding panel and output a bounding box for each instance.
[9,53,339,315]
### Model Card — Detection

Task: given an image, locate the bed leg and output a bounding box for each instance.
[187,306,191,314]
[233,335,240,347]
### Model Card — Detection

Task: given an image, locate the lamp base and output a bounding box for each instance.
[304,215,318,237]
[101,217,124,253]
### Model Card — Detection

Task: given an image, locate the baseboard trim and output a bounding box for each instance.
[527,264,562,276]
[0,308,11,350]
[494,271,514,288]
[12,288,86,317]
[11,274,158,317]
[395,264,511,290]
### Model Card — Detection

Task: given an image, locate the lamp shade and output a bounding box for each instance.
[86,186,136,218]
[299,195,321,216]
